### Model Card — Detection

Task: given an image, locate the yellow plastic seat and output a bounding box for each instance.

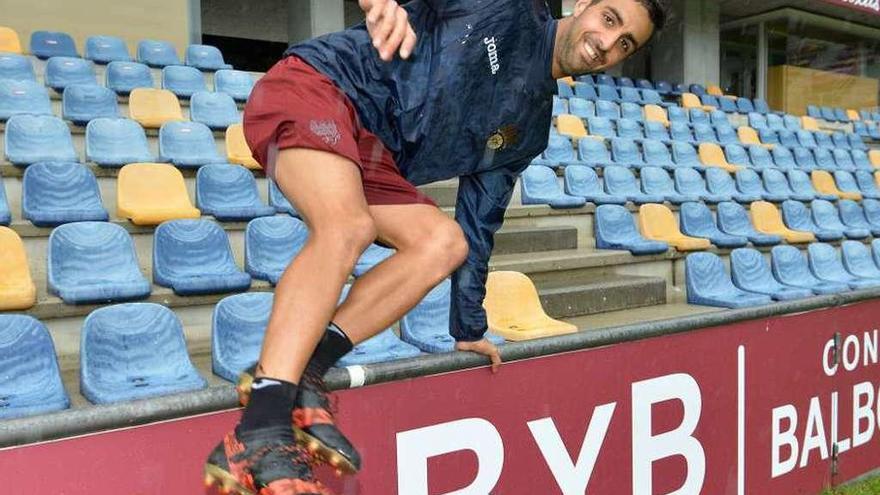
[226,123,261,170]
[737,126,772,149]
[706,84,724,97]
[847,109,860,121]
[0,227,36,311]
[128,88,185,128]
[811,170,862,201]
[681,92,714,111]
[0,27,22,54]
[117,163,201,225]
[644,104,669,127]
[875,171,880,188]
[869,150,880,168]
[558,76,575,87]
[698,143,742,172]
[556,114,588,140]
[749,201,815,243]
[638,203,710,251]
[483,271,578,341]
[801,116,821,132]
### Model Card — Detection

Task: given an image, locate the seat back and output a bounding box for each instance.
[638,203,680,238]
[787,170,818,195]
[22,162,107,226]
[563,165,601,196]
[780,200,815,232]
[190,91,240,129]
[750,201,787,231]
[597,85,619,102]
[793,147,817,169]
[777,130,799,148]
[567,97,593,119]
[595,99,620,119]
[762,169,793,195]
[595,204,641,243]
[245,216,308,282]
[837,199,870,228]
[573,82,597,100]
[185,44,231,70]
[620,102,643,121]
[30,31,77,58]
[128,88,184,128]
[611,138,642,165]
[748,145,774,169]
[689,109,710,126]
[0,53,35,82]
[556,114,588,139]
[544,134,576,162]
[810,199,846,229]
[153,219,241,282]
[698,142,732,168]
[667,106,688,124]
[753,98,771,114]
[161,65,206,97]
[159,121,223,166]
[808,243,849,280]
[679,201,719,235]
[671,142,700,167]
[214,69,254,101]
[692,122,716,143]
[4,114,77,165]
[681,92,703,109]
[841,241,880,277]
[105,61,153,94]
[642,139,673,166]
[117,163,200,223]
[640,166,675,195]
[522,165,562,200]
[725,144,750,167]
[685,252,739,297]
[615,118,643,140]
[0,227,36,310]
[644,104,669,126]
[796,129,818,148]
[62,84,119,124]
[603,165,640,195]
[669,121,694,142]
[737,98,755,113]
[644,121,670,142]
[85,35,131,63]
[137,39,181,67]
[226,123,260,169]
[0,26,22,54]
[737,126,761,146]
[735,169,765,196]
[586,116,615,139]
[196,163,268,215]
[211,292,273,381]
[674,168,708,195]
[483,271,570,332]
[0,79,52,120]
[833,171,860,193]
[619,87,641,103]
[45,56,97,90]
[85,117,154,166]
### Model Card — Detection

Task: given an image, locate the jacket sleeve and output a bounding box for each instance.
[450,165,525,342]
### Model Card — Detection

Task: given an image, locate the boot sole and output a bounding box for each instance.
[204,463,256,495]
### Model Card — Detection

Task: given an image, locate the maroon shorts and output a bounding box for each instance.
[242,55,436,207]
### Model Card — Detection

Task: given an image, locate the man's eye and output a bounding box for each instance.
[621,39,630,52]
[603,14,614,26]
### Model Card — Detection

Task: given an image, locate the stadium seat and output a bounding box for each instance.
[644,121,671,143]
[748,145,776,169]
[572,82,597,100]
[85,117,155,167]
[812,170,861,200]
[717,97,738,113]
[724,144,752,168]
[483,271,578,341]
[619,87,641,104]
[0,315,69,420]
[807,105,822,120]
[831,132,850,150]
[750,201,815,243]
[556,114,588,139]
[117,163,201,225]
[685,252,771,308]
[105,61,153,95]
[159,121,225,167]
[641,167,696,203]
[737,169,786,202]
[62,84,119,125]
[753,98,771,114]
[780,200,843,241]
[841,241,880,282]
[748,113,768,130]
[832,149,856,171]
[196,164,274,221]
[337,285,421,365]
[689,84,707,96]
[226,123,261,169]
[796,130,818,149]
[809,243,880,290]
[763,168,811,201]
[674,168,728,203]
[619,103,643,122]
[0,53,35,82]
[682,92,713,111]
[699,143,742,172]
[161,65,206,98]
[692,122,717,143]
[706,168,758,203]
[615,118,643,141]
[189,91,240,130]
[4,114,77,165]
[611,138,646,167]
[644,104,669,126]
[212,292,272,381]
[567,97,593,119]
[640,89,668,107]
[0,176,9,226]
[594,204,668,254]
[800,116,820,132]
[604,166,663,203]
[617,77,634,87]
[400,279,504,353]
[814,133,834,150]
[667,106,689,126]
[45,56,97,92]
[855,170,880,198]
[689,109,711,127]
[838,200,880,236]
[268,179,298,216]
[552,95,567,116]
[595,99,620,119]
[811,199,868,239]
[783,115,801,131]
[793,147,818,171]
[638,203,710,251]
[848,133,868,151]
[853,122,870,137]
[730,248,813,301]
[737,126,768,148]
[534,134,578,167]
[0,26,22,54]
[679,201,748,248]
[22,162,109,227]
[770,245,848,295]
[48,222,151,304]
[80,303,207,404]
[777,130,799,149]
[641,139,675,169]
[137,39,181,67]
[654,80,672,95]
[563,166,626,204]
[716,202,781,246]
[736,98,755,114]
[671,142,702,168]
[871,150,880,168]
[84,35,131,64]
[636,79,653,90]
[758,128,780,147]
[128,88,184,128]
[30,31,77,59]
[353,243,394,277]
[557,80,575,98]
[586,116,615,140]
[788,170,834,201]
[0,79,52,121]
[820,107,837,122]
[185,44,232,70]
[520,165,586,208]
[597,85,621,103]
[153,219,251,295]
[245,216,307,284]
[835,171,873,200]
[0,227,36,310]
[834,108,850,122]
[716,124,739,145]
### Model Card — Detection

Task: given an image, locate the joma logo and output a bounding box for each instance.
[484,36,500,75]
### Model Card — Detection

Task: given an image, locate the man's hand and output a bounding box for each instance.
[359,0,417,61]
[455,339,502,373]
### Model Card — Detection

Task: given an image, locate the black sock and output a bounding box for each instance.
[304,322,354,379]
[237,377,298,433]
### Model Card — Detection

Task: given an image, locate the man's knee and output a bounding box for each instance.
[312,213,378,261]
[414,220,469,275]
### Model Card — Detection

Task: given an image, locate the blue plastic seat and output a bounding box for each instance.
[185,44,232,70]
[748,113,768,130]
[848,133,868,151]
[831,132,850,149]
[196,164,274,221]
[616,77,634,87]
[793,147,817,171]
[567,97,593,119]
[686,252,771,308]
[85,35,131,64]
[594,204,668,254]
[641,167,697,203]
[80,303,207,404]
[855,171,880,197]
[771,245,848,294]
[779,147,805,172]
[689,109,710,127]
[0,79,52,121]
[336,284,422,365]
[736,169,786,202]
[715,124,738,145]
[759,128,780,146]
[159,121,224,167]
[62,84,119,125]
[190,91,240,130]
[764,114,782,131]
[644,121,671,143]
[642,139,675,169]
[268,179,298,215]
[212,292,273,381]
[552,95,567,116]
[0,176,9,226]
[788,170,835,201]
[0,315,69,419]
[820,107,836,122]
[637,79,654,90]
[4,114,78,166]
[654,80,672,95]
[706,168,759,203]
[45,56,97,91]
[689,84,707,96]
[597,85,620,103]
[872,239,880,268]
[573,82,597,100]
[710,110,730,127]
[780,200,843,241]
[853,122,869,137]
[841,241,880,280]
[153,219,251,295]
[615,118,643,140]
[48,222,150,304]
[736,98,755,114]
[595,100,620,119]
[807,105,822,119]
[832,150,856,171]
[717,97,738,113]
[809,243,880,289]
[724,144,751,168]
[835,171,873,199]
[619,102,643,121]
[640,89,666,107]
[85,117,155,167]
[783,115,801,131]
[22,162,108,227]
[796,130,818,149]
[716,202,782,246]
[679,201,748,248]
[619,87,641,104]
[747,145,775,170]
[245,216,308,284]
[534,134,578,167]
[670,121,695,143]
[161,65,206,98]
[671,142,702,168]
[814,132,834,149]
[674,168,728,203]
[30,31,77,59]
[764,169,811,201]
[777,130,799,149]
[753,99,771,114]
[838,200,880,236]
[563,166,626,204]
[834,108,850,122]
[137,40,181,67]
[603,166,663,203]
[667,106,688,125]
[557,80,574,98]
[813,147,837,171]
[520,165,585,208]
[587,116,616,139]
[105,61,153,95]
[730,248,813,301]
[354,243,395,277]
[811,199,869,239]
[0,53,35,82]
[611,138,646,168]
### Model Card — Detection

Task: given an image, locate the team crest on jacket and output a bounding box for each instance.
[487,125,519,151]
[309,120,341,146]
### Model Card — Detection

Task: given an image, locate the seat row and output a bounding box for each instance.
[853,121,880,141]
[686,242,880,309]
[0,27,232,70]
[807,105,860,124]
[755,126,868,151]
[558,82,671,108]
[568,76,741,105]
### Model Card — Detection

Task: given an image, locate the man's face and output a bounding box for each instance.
[556,0,656,75]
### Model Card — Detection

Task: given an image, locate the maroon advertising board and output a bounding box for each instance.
[2,300,880,494]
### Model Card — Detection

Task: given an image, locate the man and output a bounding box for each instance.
[204,0,667,493]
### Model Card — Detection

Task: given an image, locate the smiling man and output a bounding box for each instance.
[204,0,667,493]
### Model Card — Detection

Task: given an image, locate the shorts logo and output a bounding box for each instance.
[310,120,341,146]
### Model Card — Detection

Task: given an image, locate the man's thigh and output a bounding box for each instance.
[368,203,458,250]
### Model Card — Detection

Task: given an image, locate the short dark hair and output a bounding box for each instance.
[636,0,668,32]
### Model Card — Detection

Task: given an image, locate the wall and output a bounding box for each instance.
[768,64,879,115]
[3,0,193,56]
[201,0,288,43]
[651,0,720,87]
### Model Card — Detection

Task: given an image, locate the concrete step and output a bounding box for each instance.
[538,275,667,318]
